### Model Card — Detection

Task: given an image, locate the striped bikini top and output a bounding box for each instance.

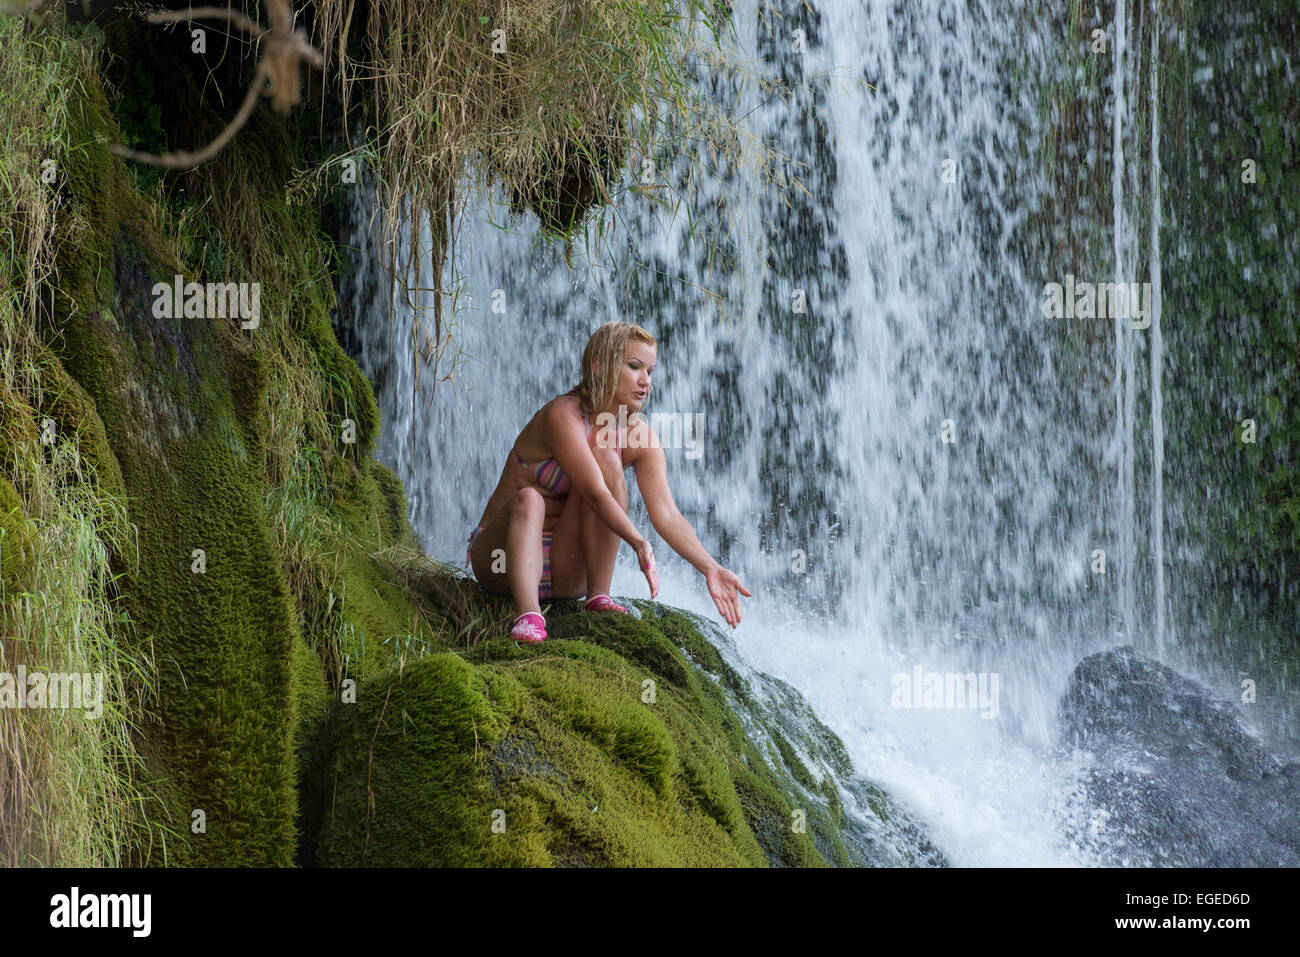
[512,413,619,495]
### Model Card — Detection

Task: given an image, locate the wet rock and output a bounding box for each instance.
[1059,645,1300,866]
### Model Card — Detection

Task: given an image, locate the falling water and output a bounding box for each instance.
[1112,0,1135,642]
[1148,10,1165,656]
[338,0,1295,865]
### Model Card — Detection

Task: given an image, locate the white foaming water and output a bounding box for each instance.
[341,0,1184,865]
[652,563,1098,866]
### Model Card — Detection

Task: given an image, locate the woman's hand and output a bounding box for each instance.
[634,538,659,599]
[705,564,752,629]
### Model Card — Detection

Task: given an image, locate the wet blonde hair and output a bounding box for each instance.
[567,322,657,417]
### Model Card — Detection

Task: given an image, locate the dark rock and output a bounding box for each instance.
[1059,645,1300,866]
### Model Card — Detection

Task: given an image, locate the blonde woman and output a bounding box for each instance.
[467,322,751,643]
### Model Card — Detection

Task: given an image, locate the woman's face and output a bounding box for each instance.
[604,341,657,413]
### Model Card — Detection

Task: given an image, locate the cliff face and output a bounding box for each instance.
[6,17,938,867]
[48,68,311,865]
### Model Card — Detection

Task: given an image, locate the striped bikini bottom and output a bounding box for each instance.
[466,524,554,600]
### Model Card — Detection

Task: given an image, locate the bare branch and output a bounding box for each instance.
[112,62,269,169]
[145,6,265,38]
[110,1,323,171]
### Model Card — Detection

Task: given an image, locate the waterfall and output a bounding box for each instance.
[337,0,1292,865]
[1111,0,1134,642]
[1148,7,1165,656]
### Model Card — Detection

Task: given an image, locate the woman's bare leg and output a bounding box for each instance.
[506,489,548,614]
[581,445,627,599]
[546,483,589,599]
[471,487,546,615]
[547,445,628,599]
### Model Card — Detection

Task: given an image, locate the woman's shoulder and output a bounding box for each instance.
[540,393,586,424]
[518,395,585,446]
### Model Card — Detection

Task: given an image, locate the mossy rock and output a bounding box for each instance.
[291,632,334,866]
[291,634,333,757]
[316,652,534,866]
[317,646,765,866]
[367,460,419,548]
[312,596,915,867]
[331,458,418,554]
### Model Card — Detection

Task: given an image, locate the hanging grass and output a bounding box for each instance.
[304,0,736,393]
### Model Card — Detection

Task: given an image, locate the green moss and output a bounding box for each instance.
[0,476,37,596]
[303,302,381,468]
[296,455,444,687]
[318,642,760,866]
[368,460,419,548]
[330,458,416,555]
[513,639,681,794]
[330,538,436,680]
[291,635,333,758]
[312,585,895,867]
[316,652,532,866]
[32,342,127,507]
[290,632,334,866]
[40,12,419,865]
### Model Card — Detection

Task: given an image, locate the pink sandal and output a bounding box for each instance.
[510,612,547,644]
[585,594,629,614]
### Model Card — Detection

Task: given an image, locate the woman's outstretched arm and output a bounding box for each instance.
[633,428,751,627]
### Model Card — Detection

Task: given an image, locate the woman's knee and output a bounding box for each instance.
[508,486,547,522]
